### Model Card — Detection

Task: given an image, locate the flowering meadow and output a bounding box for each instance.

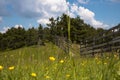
[0,43,120,80]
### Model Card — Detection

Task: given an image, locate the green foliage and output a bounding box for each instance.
[0,43,120,80]
[0,13,116,51]
[25,27,38,46]
[47,14,101,43]
[0,27,26,50]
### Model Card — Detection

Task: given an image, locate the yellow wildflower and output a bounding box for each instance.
[0,65,3,70]
[49,57,55,61]
[45,76,50,79]
[31,73,37,77]
[66,74,70,77]
[60,60,64,63]
[9,66,15,70]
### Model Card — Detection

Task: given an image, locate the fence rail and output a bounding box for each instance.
[80,25,120,56]
[53,36,80,56]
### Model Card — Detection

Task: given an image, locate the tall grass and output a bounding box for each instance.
[0,43,120,80]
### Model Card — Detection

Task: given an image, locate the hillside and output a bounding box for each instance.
[0,43,120,80]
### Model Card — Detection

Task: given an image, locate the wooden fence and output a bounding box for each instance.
[80,25,120,56]
[53,36,80,55]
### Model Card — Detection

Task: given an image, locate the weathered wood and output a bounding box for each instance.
[80,25,120,56]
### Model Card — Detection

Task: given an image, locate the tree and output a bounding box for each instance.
[5,27,26,49]
[43,27,51,41]
[0,13,108,51]
[25,27,38,46]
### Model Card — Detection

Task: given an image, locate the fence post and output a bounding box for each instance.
[101,34,105,57]
[80,40,83,55]
[112,29,115,54]
[92,37,95,57]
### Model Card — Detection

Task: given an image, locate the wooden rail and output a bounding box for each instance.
[80,24,120,56]
[53,36,80,55]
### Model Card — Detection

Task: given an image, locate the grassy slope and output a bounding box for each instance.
[0,43,120,80]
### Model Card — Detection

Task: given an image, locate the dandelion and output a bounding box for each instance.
[45,75,50,79]
[60,60,64,63]
[66,74,70,78]
[0,65,3,70]
[49,56,55,61]
[9,66,15,70]
[31,73,37,77]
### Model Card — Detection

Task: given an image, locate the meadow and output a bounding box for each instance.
[0,42,120,80]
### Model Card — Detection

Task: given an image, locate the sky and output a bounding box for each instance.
[0,0,120,33]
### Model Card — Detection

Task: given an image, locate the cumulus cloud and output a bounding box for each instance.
[0,27,10,33]
[69,4,109,28]
[0,0,109,29]
[7,0,68,25]
[14,24,23,28]
[77,0,89,4]
[37,18,50,26]
[9,0,68,18]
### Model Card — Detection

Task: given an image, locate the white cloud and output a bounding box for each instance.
[0,25,24,33]
[14,24,23,28]
[69,4,109,28]
[7,0,68,25]
[12,0,67,17]
[0,16,2,23]
[0,27,10,33]
[37,18,50,26]
[69,4,77,18]
[77,0,89,4]
[0,0,109,29]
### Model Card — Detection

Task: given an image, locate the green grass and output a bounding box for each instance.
[0,42,120,80]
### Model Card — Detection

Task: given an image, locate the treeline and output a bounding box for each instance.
[0,14,107,51]
[0,25,51,51]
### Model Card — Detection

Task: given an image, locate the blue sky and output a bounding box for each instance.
[0,0,120,33]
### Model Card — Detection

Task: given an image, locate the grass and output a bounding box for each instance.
[0,42,120,80]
